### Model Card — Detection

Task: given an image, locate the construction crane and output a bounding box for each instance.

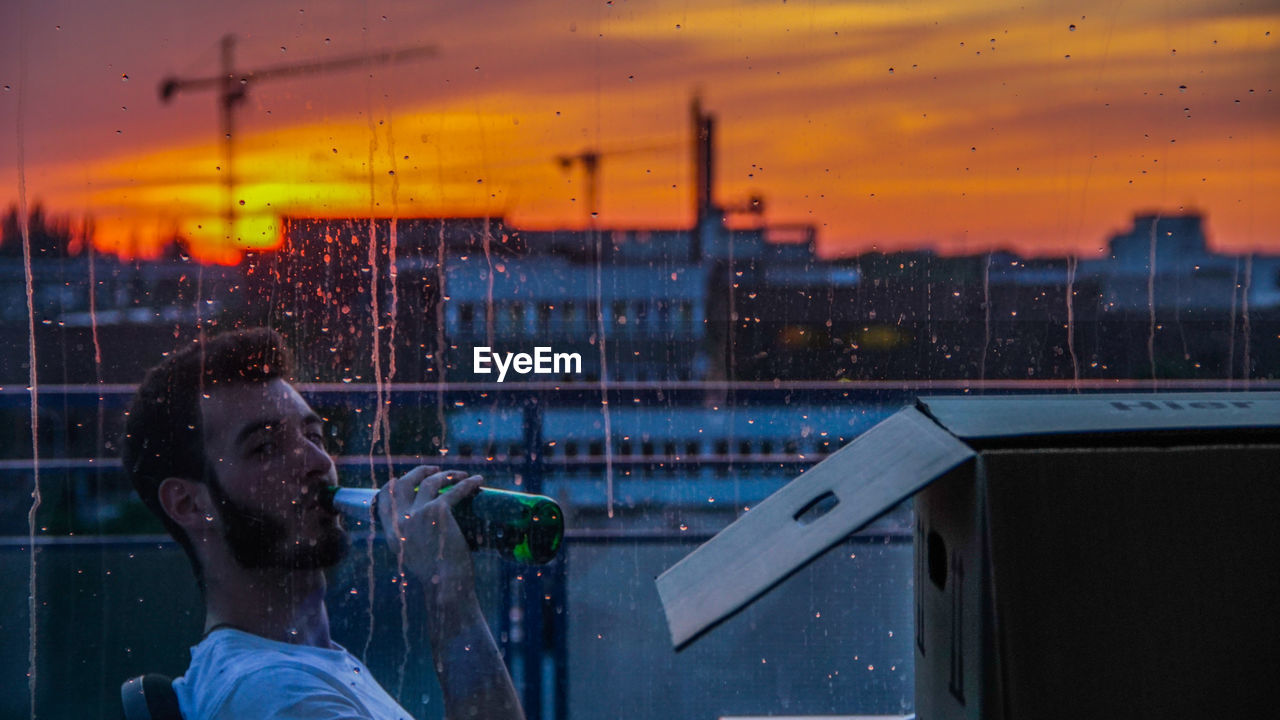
[555,141,680,226]
[158,34,437,243]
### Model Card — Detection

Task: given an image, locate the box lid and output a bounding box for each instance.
[656,391,1280,650]
[655,406,975,649]
[920,392,1280,442]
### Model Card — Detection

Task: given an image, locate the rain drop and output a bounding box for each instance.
[1069,24,1076,31]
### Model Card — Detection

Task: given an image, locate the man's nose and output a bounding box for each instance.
[299,434,334,476]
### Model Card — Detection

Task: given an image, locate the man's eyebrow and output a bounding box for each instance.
[235,419,282,447]
[303,412,324,427]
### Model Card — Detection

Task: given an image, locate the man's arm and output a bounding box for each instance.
[425,585,524,719]
[378,466,526,720]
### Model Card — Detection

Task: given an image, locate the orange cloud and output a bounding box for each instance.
[3,0,1276,262]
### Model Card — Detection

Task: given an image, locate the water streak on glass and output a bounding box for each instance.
[87,224,109,684]
[1147,214,1160,388]
[1066,255,1080,390]
[1228,256,1240,379]
[483,215,496,350]
[436,221,448,442]
[13,21,40,715]
[981,251,992,386]
[1242,254,1253,388]
[592,224,615,517]
[386,156,412,697]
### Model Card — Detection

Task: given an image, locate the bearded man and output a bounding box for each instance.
[122,328,524,719]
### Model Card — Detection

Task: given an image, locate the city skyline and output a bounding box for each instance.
[1,0,1276,263]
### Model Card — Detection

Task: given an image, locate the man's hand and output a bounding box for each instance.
[377,466,526,720]
[377,466,484,614]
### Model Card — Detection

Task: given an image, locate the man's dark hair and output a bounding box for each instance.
[121,328,294,585]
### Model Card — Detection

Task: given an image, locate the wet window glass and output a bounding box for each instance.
[2,1,1276,718]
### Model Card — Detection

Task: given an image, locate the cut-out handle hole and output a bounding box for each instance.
[794,490,839,526]
[927,530,947,590]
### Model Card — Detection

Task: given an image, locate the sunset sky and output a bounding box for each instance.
[1,0,1276,263]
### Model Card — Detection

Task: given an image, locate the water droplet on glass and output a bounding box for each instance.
[120,74,128,82]
[1069,24,1076,31]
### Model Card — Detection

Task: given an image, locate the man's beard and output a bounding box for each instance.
[205,467,348,570]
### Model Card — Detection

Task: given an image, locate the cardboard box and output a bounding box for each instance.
[658,392,1280,719]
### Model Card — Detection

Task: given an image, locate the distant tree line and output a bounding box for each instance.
[1,203,80,258]
[1,203,196,261]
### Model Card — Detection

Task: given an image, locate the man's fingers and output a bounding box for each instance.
[413,469,474,507]
[385,465,439,518]
[436,474,483,508]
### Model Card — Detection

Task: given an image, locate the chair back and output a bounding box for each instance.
[120,674,183,720]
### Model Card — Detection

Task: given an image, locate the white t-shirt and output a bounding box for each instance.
[172,628,416,720]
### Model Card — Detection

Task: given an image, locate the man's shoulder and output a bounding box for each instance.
[174,631,378,719]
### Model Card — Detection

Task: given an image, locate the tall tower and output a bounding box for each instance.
[691,96,717,261]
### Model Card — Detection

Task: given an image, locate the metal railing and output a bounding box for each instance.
[0,379,1263,719]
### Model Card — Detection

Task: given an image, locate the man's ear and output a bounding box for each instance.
[158,477,215,532]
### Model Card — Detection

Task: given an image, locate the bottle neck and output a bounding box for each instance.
[326,486,377,515]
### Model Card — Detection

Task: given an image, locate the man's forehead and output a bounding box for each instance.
[200,379,316,445]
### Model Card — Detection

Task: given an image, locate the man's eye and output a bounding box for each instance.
[253,442,277,456]
[306,432,327,446]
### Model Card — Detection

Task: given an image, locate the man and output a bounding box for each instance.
[122,328,524,719]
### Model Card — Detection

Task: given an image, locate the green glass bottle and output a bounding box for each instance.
[324,485,564,565]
